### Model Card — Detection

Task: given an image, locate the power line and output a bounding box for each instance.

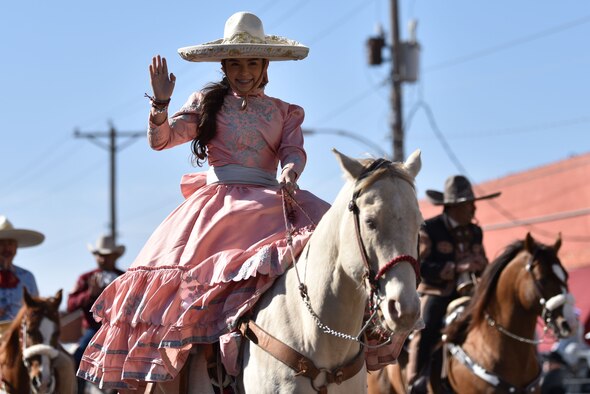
[410,116,590,140]
[484,208,590,232]
[317,78,388,125]
[302,128,389,158]
[266,0,313,31]
[425,14,590,73]
[306,0,376,46]
[74,122,144,242]
[2,135,77,193]
[411,99,590,242]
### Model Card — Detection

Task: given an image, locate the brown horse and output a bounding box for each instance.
[367,233,577,394]
[442,233,575,393]
[0,288,76,394]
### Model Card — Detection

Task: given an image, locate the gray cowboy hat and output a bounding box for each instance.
[178,11,309,62]
[0,216,45,248]
[87,235,125,256]
[426,175,501,206]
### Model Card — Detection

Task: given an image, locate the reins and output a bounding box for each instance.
[280,187,378,346]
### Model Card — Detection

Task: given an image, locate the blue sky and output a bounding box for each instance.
[2,1,589,303]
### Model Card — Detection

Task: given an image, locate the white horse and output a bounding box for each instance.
[149,149,423,394]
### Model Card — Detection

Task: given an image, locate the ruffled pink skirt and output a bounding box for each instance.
[77,173,330,390]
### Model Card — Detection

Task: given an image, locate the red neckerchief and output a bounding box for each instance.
[0,270,19,288]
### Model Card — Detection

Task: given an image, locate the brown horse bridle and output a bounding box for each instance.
[20,319,59,394]
[347,158,420,328]
[484,248,570,344]
[240,158,421,393]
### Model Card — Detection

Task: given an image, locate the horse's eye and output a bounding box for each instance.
[365,218,377,230]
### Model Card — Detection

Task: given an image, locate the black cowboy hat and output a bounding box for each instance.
[426,175,501,206]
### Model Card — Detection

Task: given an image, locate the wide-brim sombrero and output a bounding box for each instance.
[178,12,309,62]
[0,216,44,248]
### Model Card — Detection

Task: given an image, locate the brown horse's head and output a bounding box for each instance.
[444,232,575,345]
[522,232,575,338]
[0,287,63,393]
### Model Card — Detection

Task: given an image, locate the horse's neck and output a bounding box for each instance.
[490,261,540,349]
[284,185,367,355]
[469,296,539,376]
[0,328,27,393]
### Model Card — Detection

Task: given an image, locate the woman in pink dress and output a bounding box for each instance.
[77,11,330,390]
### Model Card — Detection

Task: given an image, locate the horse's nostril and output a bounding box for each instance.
[388,300,400,320]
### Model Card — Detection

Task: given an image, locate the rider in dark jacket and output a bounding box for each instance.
[407,175,500,394]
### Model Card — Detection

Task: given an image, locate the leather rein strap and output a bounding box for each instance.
[239,319,365,393]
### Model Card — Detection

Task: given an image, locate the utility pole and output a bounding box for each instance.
[366,0,420,162]
[74,122,144,242]
[390,0,404,162]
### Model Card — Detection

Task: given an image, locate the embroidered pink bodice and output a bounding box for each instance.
[148,90,306,177]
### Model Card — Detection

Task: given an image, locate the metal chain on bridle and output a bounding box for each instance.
[280,158,420,348]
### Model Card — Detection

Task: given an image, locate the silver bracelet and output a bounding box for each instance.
[152,105,168,114]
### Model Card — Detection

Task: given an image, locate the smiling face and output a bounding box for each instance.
[222,58,266,94]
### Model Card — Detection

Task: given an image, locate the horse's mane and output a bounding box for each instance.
[355,159,416,191]
[443,239,525,344]
[0,305,27,366]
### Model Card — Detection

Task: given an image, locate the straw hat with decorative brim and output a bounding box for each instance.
[178,11,309,62]
[426,175,501,206]
[0,216,45,248]
[87,235,125,256]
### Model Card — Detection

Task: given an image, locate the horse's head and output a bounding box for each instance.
[21,287,62,393]
[333,149,423,334]
[520,233,576,339]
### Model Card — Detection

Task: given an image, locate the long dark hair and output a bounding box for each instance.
[191,77,230,166]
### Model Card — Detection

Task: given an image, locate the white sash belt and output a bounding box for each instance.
[207,164,279,187]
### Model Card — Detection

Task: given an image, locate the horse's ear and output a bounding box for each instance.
[53,289,63,308]
[23,286,34,307]
[403,149,422,179]
[332,148,366,180]
[524,232,536,253]
[553,232,562,253]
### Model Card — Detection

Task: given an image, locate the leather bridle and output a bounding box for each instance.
[347,158,420,314]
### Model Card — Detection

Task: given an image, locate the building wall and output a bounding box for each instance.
[419,152,590,270]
